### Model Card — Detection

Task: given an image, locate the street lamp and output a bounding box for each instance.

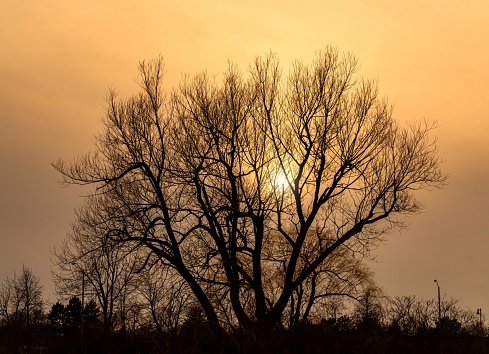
[477,308,483,332]
[434,279,441,324]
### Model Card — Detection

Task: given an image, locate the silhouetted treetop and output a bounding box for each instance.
[54,46,447,333]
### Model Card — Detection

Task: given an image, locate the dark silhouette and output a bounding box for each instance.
[0,265,487,353]
[53,46,447,337]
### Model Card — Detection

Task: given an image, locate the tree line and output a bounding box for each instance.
[0,264,487,353]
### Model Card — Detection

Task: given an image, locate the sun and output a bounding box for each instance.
[274,170,289,191]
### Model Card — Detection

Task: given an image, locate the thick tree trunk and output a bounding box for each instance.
[176,263,223,334]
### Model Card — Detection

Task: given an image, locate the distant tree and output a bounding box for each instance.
[52,201,139,335]
[386,295,480,336]
[54,46,447,333]
[353,285,386,329]
[0,265,44,328]
[286,242,376,327]
[64,296,82,332]
[48,302,65,333]
[47,297,100,336]
[137,264,193,333]
[83,299,101,332]
[388,295,423,335]
[438,316,462,335]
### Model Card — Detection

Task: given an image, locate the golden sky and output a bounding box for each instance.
[1,0,489,308]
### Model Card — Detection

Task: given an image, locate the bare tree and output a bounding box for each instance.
[387,295,480,335]
[0,265,44,328]
[286,244,375,326]
[52,196,139,335]
[54,46,447,333]
[137,264,193,333]
[353,285,387,327]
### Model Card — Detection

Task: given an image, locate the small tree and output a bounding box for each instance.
[0,265,44,328]
[64,296,82,332]
[48,302,65,333]
[52,200,139,335]
[286,243,375,326]
[353,286,386,329]
[137,264,193,333]
[387,295,480,336]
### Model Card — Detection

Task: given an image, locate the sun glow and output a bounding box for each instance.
[274,170,289,191]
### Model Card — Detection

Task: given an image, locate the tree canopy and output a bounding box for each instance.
[54,46,446,333]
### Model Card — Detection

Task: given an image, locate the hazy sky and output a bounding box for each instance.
[1,1,488,310]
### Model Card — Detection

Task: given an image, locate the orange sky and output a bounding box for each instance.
[1,0,489,309]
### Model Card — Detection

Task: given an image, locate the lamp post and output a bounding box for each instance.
[477,308,483,333]
[434,279,441,324]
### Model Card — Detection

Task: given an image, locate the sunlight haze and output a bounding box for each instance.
[1,0,488,314]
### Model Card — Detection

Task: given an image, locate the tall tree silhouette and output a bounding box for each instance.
[54,46,447,333]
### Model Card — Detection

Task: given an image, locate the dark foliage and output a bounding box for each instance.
[1,313,488,354]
